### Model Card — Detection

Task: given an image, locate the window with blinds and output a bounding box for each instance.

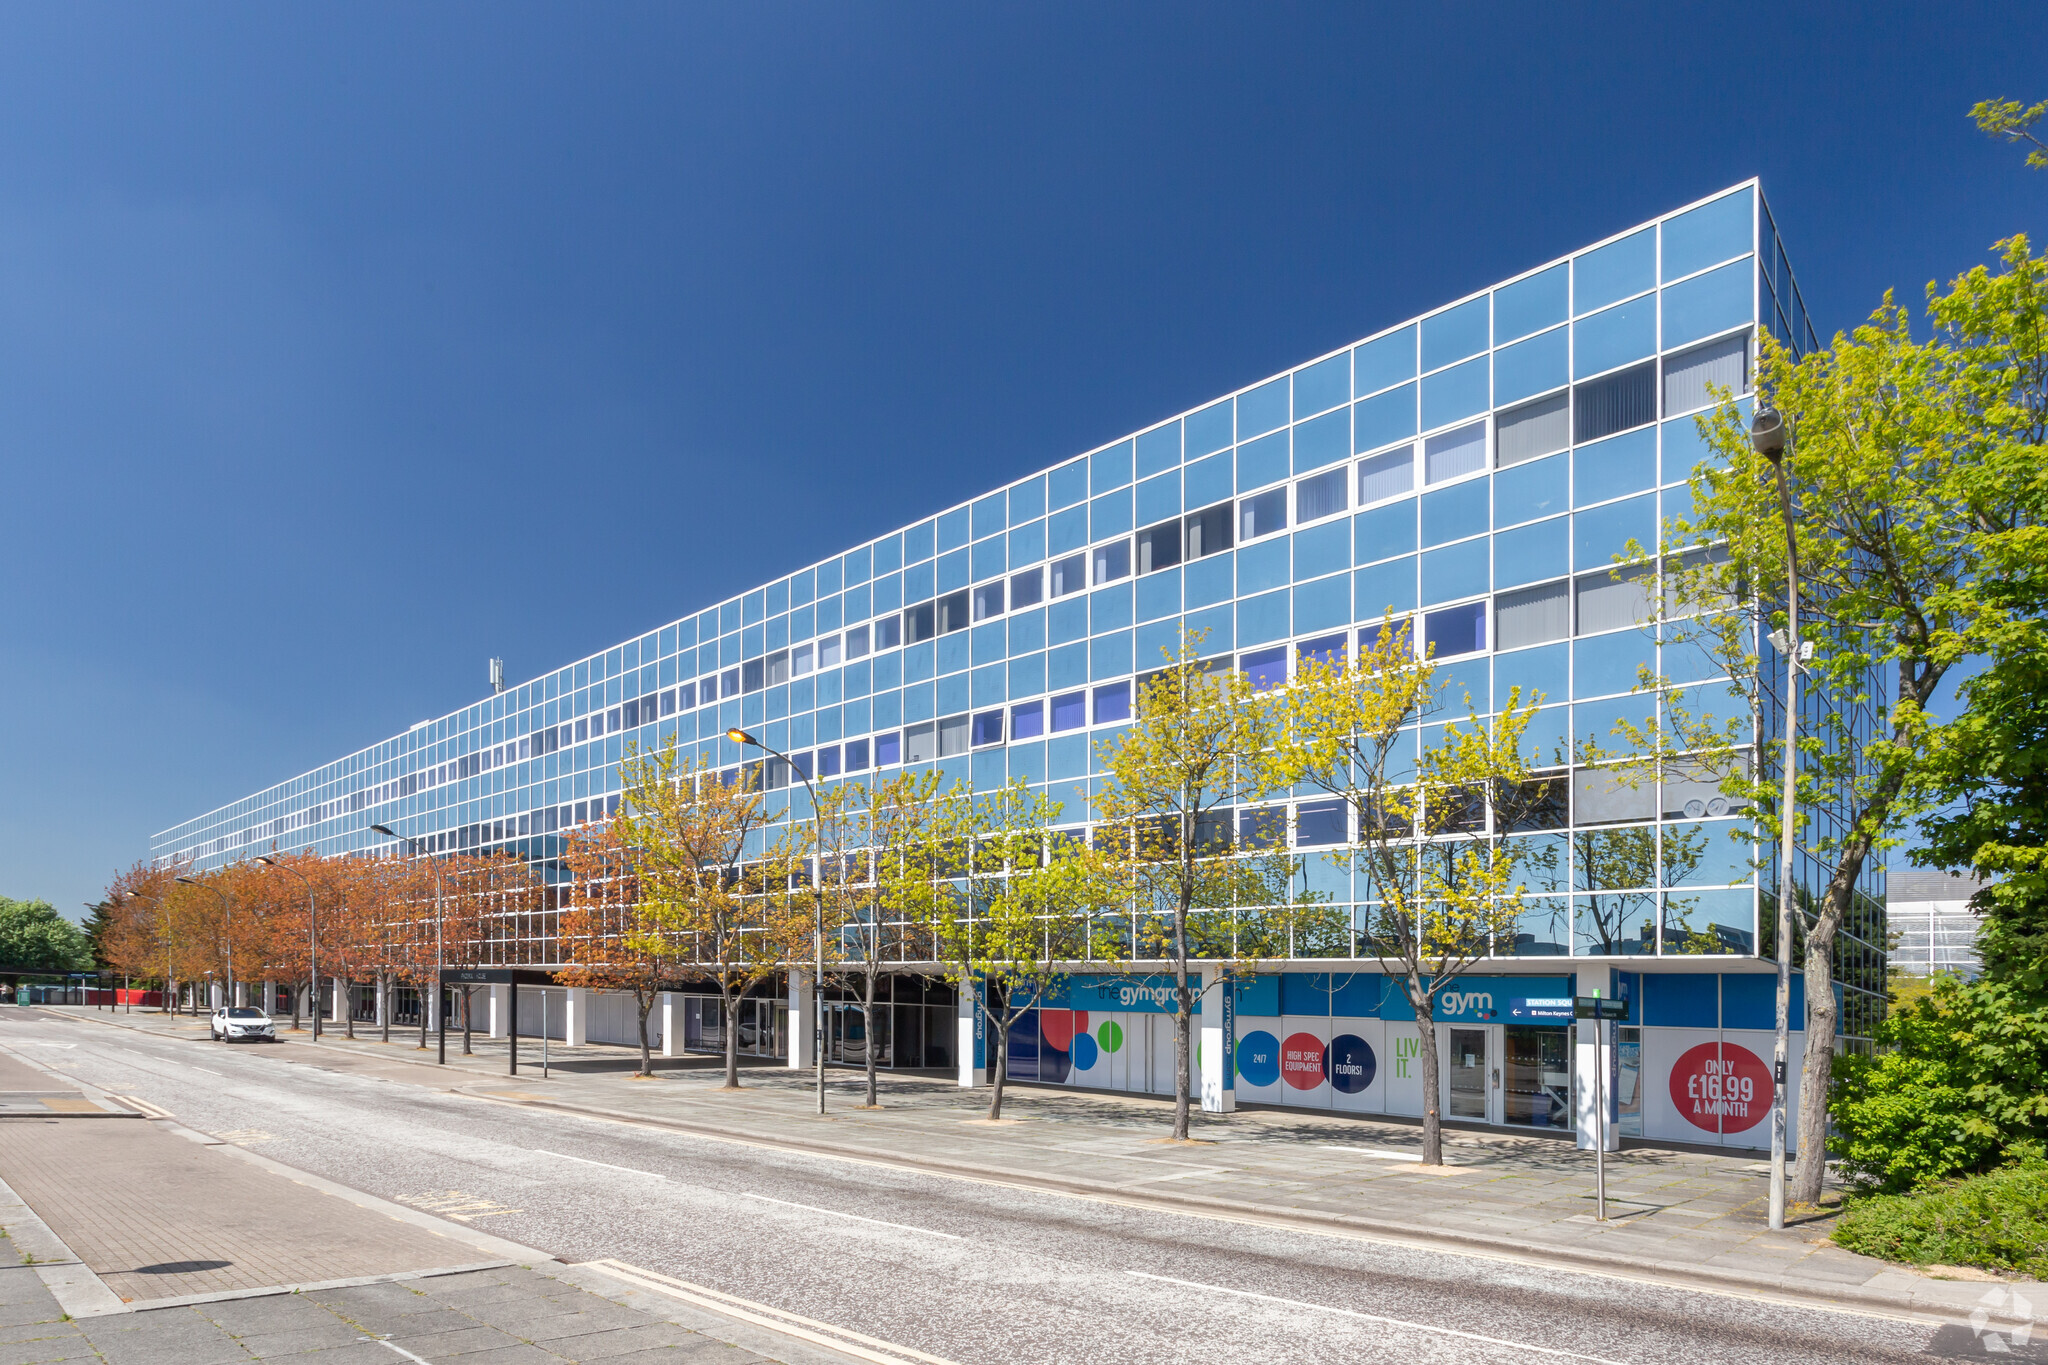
[1424,421,1486,484]
[1573,361,1656,444]
[1357,444,1415,505]
[1663,332,1750,417]
[1496,391,1570,468]
[1575,565,1654,634]
[1495,579,1571,649]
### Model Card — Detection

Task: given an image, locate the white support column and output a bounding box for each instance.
[564,987,588,1046]
[658,992,677,1059]
[426,980,440,1033]
[488,983,510,1039]
[375,977,388,1027]
[787,971,815,1070]
[1199,972,1236,1113]
[261,980,276,1015]
[957,978,986,1087]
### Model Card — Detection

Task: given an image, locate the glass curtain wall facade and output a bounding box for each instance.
[152,180,1882,1050]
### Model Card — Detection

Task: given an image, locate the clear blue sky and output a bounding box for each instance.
[3,4,2041,919]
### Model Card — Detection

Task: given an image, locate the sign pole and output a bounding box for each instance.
[1595,1017,1608,1222]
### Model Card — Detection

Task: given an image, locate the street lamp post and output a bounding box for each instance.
[728,727,828,1117]
[257,856,319,1041]
[371,825,445,1063]
[175,876,234,1011]
[1752,406,1799,1232]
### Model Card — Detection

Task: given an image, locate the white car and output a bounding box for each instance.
[210,1006,277,1043]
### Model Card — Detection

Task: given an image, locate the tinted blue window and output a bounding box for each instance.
[936,670,968,714]
[1294,352,1350,418]
[1435,656,1489,713]
[972,494,1006,540]
[1048,504,1088,556]
[1091,488,1132,540]
[937,548,969,592]
[1662,260,1753,350]
[1424,600,1486,657]
[1662,404,1743,484]
[1091,440,1133,494]
[1353,498,1417,563]
[1137,422,1182,477]
[1014,614,1052,665]
[1185,552,1234,608]
[1293,521,1349,580]
[1519,704,1569,767]
[1420,356,1489,430]
[1136,569,1180,623]
[1049,597,1088,645]
[1495,642,1568,709]
[1663,187,1752,281]
[1421,539,1488,605]
[1494,263,1568,343]
[1091,583,1132,634]
[1008,652,1046,697]
[1008,519,1046,566]
[1354,325,1416,396]
[1187,400,1233,457]
[971,621,1005,664]
[1236,430,1289,491]
[1495,453,1568,527]
[1574,298,1656,378]
[1008,476,1046,524]
[1049,459,1088,511]
[1090,633,1132,682]
[1574,228,1656,314]
[1354,556,1417,617]
[1185,451,1232,508]
[1421,297,1489,371]
[1294,573,1350,634]
[1420,477,1489,548]
[903,560,935,603]
[1049,644,1088,692]
[1353,385,1417,452]
[1493,327,1568,406]
[1237,589,1290,647]
[1574,494,1656,570]
[938,508,969,553]
[1238,377,1289,439]
[1575,630,1654,698]
[1184,602,1232,651]
[1493,517,1567,587]
[1238,537,1289,595]
[1292,407,1349,473]
[1576,427,1657,506]
[1134,617,1182,665]
[872,534,902,577]
[903,521,935,564]
[1136,472,1180,525]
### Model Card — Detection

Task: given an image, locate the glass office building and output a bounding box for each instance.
[153,181,1883,1148]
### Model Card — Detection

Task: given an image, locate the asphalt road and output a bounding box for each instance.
[1,1010,2027,1365]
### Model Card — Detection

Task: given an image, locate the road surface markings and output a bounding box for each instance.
[739,1191,960,1240]
[371,1338,433,1364]
[188,1065,224,1076]
[393,1191,524,1222]
[534,1149,664,1178]
[214,1128,276,1145]
[1127,1272,1631,1363]
[109,1094,173,1120]
[1321,1144,1425,1162]
[584,1259,960,1365]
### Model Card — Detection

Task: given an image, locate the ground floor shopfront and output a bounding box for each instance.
[417,960,1833,1154]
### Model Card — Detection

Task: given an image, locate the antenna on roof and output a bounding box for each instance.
[489,658,506,694]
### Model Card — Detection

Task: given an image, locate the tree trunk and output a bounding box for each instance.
[291,983,301,1031]
[345,979,356,1038]
[862,971,880,1107]
[1790,862,1860,1205]
[637,993,653,1078]
[1172,935,1192,1141]
[987,999,1008,1121]
[417,979,430,1050]
[722,989,740,1089]
[1415,991,1443,1165]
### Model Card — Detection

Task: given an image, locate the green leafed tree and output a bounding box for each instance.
[0,897,94,975]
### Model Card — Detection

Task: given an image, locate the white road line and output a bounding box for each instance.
[188,1066,224,1076]
[371,1336,434,1364]
[739,1192,960,1240]
[584,1259,960,1365]
[535,1149,665,1178]
[1126,1271,1631,1364]
[1321,1144,1426,1162]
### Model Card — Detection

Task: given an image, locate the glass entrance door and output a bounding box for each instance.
[1448,1027,1489,1120]
[1503,1025,1571,1128]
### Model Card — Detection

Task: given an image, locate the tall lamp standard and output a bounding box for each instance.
[727,727,828,1117]
[175,876,234,1010]
[1751,405,1800,1233]
[257,856,319,1041]
[371,825,446,1064]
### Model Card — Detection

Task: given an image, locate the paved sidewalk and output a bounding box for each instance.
[46,1005,2046,1323]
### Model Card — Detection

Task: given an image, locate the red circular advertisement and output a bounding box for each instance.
[1668,1042,1770,1133]
[1281,1032,1327,1090]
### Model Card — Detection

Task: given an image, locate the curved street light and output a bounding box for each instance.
[728,727,828,1116]
[371,824,446,1063]
[257,856,320,1041]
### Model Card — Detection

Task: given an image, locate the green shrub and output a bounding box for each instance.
[1830,975,2048,1192]
[1832,1162,2048,1279]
